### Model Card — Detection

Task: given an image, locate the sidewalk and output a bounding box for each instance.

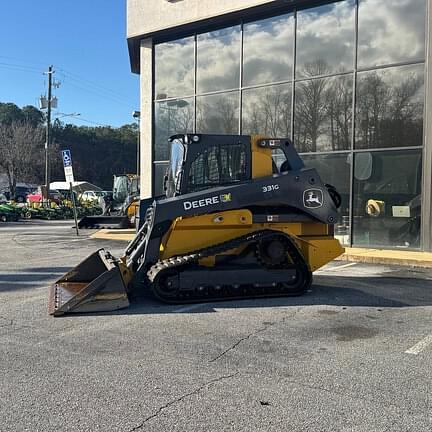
[91,228,135,242]
[91,229,432,268]
[339,247,432,268]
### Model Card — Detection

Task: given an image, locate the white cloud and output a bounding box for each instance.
[154,0,426,99]
[155,37,195,99]
[358,0,426,67]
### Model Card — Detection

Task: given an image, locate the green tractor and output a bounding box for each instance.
[0,204,20,222]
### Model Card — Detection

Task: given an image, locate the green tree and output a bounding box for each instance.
[0,103,24,125]
[22,105,44,127]
[0,101,138,192]
[51,122,137,189]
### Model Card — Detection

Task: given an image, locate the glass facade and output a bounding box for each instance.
[153,0,426,249]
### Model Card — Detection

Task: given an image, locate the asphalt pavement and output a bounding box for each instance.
[0,220,431,431]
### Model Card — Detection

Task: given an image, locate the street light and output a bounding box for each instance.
[158,99,189,143]
[132,110,140,175]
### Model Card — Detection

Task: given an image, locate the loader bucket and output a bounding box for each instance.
[78,215,131,229]
[48,249,130,316]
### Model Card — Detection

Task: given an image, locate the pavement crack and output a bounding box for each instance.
[0,319,14,328]
[209,325,272,362]
[127,372,239,431]
[0,318,31,333]
[209,307,301,363]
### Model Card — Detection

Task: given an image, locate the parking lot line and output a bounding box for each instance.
[331,262,358,270]
[405,335,432,355]
[316,262,357,273]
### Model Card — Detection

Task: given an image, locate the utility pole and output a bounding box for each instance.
[44,65,53,200]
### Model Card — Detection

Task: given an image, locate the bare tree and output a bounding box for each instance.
[196,96,238,134]
[0,120,44,198]
[171,104,194,134]
[326,76,352,151]
[356,72,390,148]
[215,97,237,133]
[295,60,332,152]
[243,101,262,135]
[243,87,291,137]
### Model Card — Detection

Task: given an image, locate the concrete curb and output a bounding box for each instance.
[90,229,135,242]
[338,248,432,268]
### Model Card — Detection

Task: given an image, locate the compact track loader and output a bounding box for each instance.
[48,134,344,316]
[78,174,139,229]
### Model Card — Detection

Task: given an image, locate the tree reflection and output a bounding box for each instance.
[154,100,194,160]
[243,85,291,137]
[153,67,423,159]
[294,60,337,152]
[356,66,423,149]
[242,63,422,153]
[196,93,239,134]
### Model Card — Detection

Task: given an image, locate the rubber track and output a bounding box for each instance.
[147,229,312,303]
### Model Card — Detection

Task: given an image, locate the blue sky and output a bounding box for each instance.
[0,1,139,127]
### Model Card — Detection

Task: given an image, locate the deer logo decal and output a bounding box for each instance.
[303,189,323,209]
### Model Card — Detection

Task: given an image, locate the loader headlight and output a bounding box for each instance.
[192,135,200,142]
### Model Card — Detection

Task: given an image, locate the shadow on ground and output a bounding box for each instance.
[0,267,71,291]
[54,273,432,318]
[3,263,432,313]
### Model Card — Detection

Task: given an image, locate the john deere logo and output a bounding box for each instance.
[303,189,323,208]
[183,193,232,211]
[220,193,232,203]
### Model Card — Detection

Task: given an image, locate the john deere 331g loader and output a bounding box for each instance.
[48,134,344,316]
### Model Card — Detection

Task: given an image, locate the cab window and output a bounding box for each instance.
[166,139,185,197]
[272,148,287,172]
[188,143,247,192]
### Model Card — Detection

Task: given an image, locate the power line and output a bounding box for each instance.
[59,116,110,127]
[0,55,48,67]
[59,68,133,103]
[0,62,43,74]
[58,67,133,104]
[61,78,134,108]
[0,61,134,107]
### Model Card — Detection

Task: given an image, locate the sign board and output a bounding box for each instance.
[61,149,79,235]
[61,149,75,183]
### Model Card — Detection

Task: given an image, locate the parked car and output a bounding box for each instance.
[79,190,110,204]
[27,188,63,204]
[1,186,35,203]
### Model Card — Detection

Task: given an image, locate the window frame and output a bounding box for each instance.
[151,0,427,250]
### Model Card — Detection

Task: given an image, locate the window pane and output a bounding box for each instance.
[302,153,351,245]
[358,0,426,69]
[188,144,247,192]
[353,149,422,248]
[154,98,194,161]
[355,64,424,150]
[197,26,240,93]
[294,74,353,152]
[153,162,169,196]
[296,0,355,78]
[166,139,185,197]
[155,37,194,99]
[196,92,239,134]
[243,13,294,86]
[242,83,292,137]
